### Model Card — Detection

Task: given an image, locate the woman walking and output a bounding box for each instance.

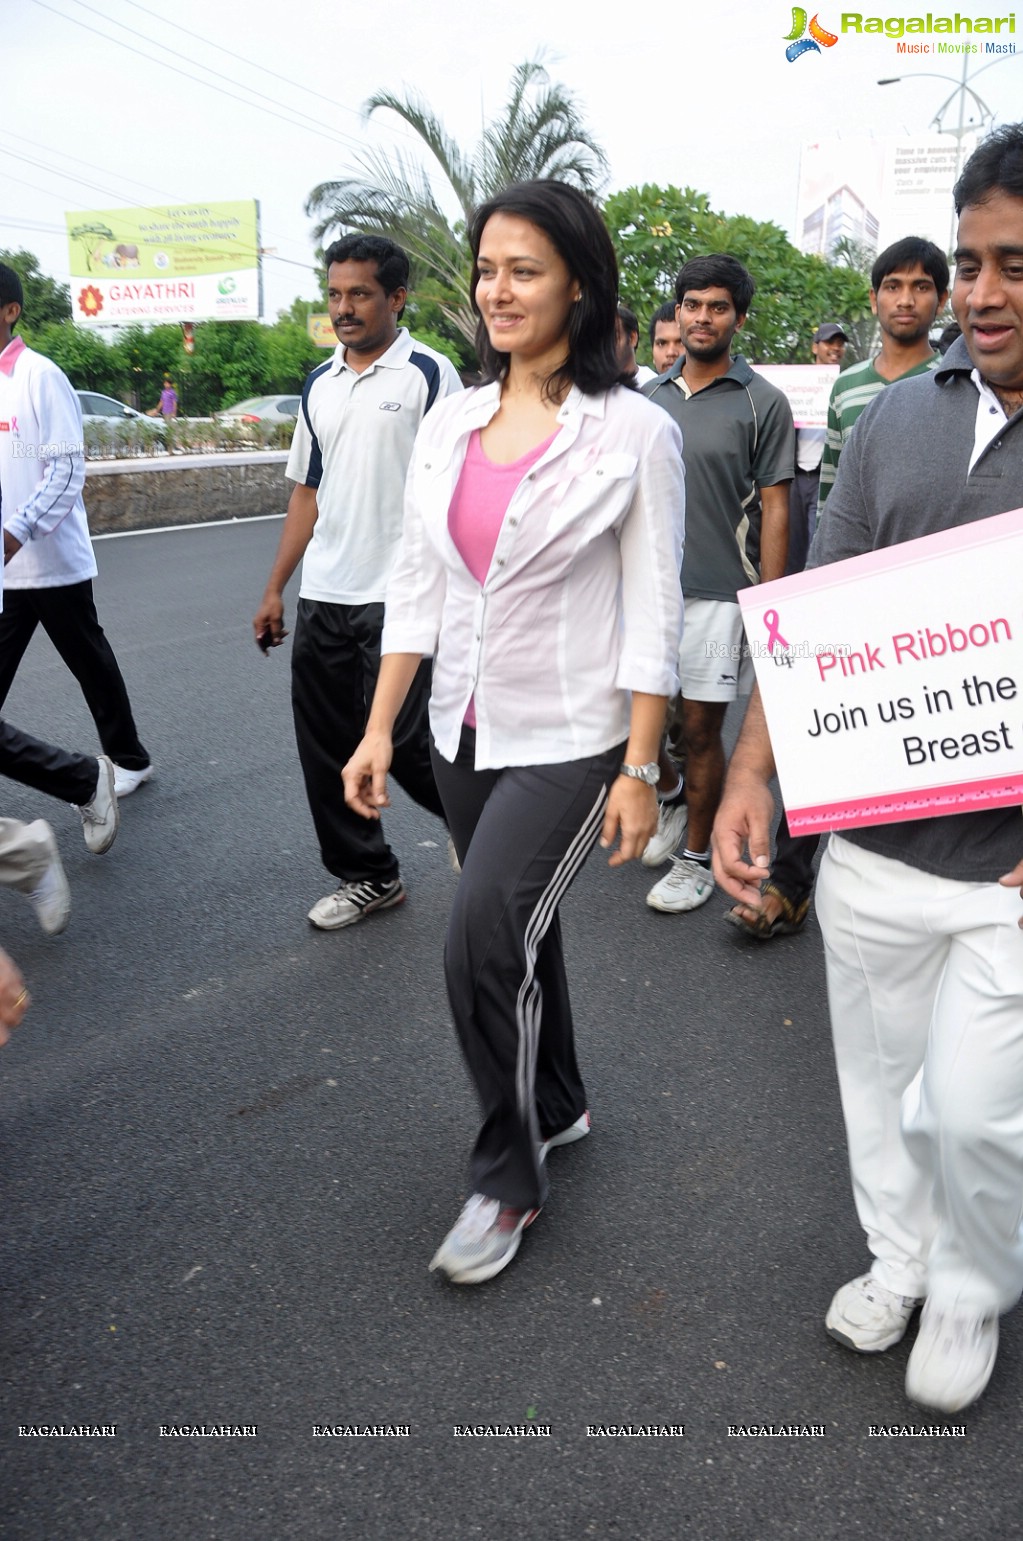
[343,180,685,1284]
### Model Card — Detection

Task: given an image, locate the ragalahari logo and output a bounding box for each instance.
[784,8,839,59]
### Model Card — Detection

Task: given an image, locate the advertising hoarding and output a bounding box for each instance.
[66,201,262,326]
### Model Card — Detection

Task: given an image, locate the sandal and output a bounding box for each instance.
[723,882,810,941]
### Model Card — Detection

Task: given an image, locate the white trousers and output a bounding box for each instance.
[816,833,1023,1315]
[0,817,54,893]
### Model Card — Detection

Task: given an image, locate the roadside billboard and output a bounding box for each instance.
[65,200,262,326]
[796,134,980,259]
[307,314,337,349]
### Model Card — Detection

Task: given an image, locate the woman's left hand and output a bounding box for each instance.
[599,776,658,868]
[342,730,394,820]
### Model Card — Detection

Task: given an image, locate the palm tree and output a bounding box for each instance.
[306,57,609,347]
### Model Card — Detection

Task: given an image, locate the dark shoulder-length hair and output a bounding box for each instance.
[467,180,624,402]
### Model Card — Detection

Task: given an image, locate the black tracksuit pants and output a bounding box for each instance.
[0,582,149,771]
[0,718,100,804]
[290,598,444,884]
[432,728,623,1211]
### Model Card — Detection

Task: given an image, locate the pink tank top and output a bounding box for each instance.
[447,427,559,726]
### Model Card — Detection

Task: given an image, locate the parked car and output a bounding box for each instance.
[76,391,166,438]
[217,395,301,424]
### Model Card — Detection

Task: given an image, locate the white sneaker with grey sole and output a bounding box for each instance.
[539,1110,590,1163]
[825,1273,924,1353]
[22,821,70,935]
[905,1300,998,1412]
[641,799,688,867]
[646,855,714,912]
[429,1194,540,1284]
[308,876,405,930]
[77,757,120,855]
[113,763,154,798]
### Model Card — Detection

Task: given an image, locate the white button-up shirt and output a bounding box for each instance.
[383,381,685,768]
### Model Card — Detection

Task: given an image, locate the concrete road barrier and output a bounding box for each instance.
[84,450,289,533]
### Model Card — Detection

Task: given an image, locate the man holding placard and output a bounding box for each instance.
[729,242,949,941]
[713,124,1023,1415]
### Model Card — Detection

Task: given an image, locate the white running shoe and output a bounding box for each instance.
[646,855,714,913]
[539,1110,590,1163]
[641,799,689,868]
[113,763,154,798]
[22,821,70,935]
[429,1194,540,1284]
[825,1273,924,1353]
[77,757,120,855]
[307,876,405,930]
[905,1300,998,1412]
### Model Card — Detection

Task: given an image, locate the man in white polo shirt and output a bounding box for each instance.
[253,235,461,929]
[0,263,152,801]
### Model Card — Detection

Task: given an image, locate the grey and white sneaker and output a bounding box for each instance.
[539,1110,591,1163]
[641,799,688,867]
[308,876,405,931]
[77,757,120,855]
[905,1300,998,1412]
[826,1273,924,1353]
[22,821,70,935]
[646,855,714,913]
[429,1194,540,1284]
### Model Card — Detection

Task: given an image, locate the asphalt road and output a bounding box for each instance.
[0,518,1017,1541]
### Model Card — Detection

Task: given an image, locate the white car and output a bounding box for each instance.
[218,395,301,424]
[76,391,166,437]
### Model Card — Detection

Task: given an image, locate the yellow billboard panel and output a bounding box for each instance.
[66,200,261,325]
[307,314,337,349]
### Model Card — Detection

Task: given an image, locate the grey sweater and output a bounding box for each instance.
[807,337,1023,881]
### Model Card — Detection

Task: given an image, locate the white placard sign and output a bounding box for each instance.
[737,508,1023,835]
[750,365,838,429]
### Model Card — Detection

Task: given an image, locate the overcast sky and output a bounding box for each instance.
[7,0,1023,321]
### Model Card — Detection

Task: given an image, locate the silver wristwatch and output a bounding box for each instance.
[619,761,660,786]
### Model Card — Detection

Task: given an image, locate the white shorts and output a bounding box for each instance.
[678,598,755,702]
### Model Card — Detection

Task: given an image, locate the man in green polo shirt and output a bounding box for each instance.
[818,236,950,508]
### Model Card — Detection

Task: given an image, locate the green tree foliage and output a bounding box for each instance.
[827,235,892,364]
[182,322,271,415]
[604,186,872,363]
[277,290,328,325]
[26,321,123,395]
[263,321,322,393]
[117,324,188,411]
[0,248,71,327]
[306,56,609,349]
[66,223,115,275]
[403,294,472,372]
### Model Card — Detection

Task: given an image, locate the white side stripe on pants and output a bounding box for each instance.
[514,785,609,1127]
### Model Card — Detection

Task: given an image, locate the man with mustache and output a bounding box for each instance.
[714,124,1023,1413]
[254,236,461,929]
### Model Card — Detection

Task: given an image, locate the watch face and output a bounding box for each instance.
[623,762,659,784]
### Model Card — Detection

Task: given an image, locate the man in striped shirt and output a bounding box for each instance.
[818,236,949,509]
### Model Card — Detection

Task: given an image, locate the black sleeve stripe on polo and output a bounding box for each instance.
[408,350,442,415]
[300,359,333,488]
